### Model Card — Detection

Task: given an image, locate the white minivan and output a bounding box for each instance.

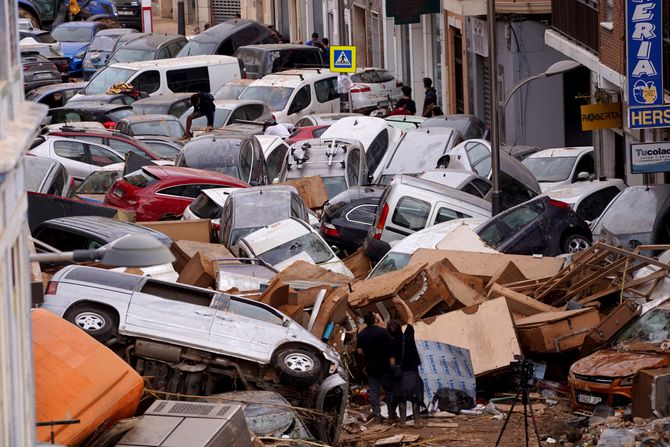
[238,69,340,124]
[74,55,243,99]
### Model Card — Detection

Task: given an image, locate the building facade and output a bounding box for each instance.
[0,1,48,445]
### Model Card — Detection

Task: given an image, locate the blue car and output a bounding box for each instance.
[51,21,109,76]
[82,28,138,80]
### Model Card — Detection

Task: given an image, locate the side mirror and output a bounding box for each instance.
[577,171,590,181]
[367,173,374,184]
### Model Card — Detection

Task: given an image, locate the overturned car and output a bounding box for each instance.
[41,265,347,444]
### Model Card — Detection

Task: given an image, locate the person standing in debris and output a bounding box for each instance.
[338,72,353,113]
[182,92,216,139]
[422,77,438,117]
[387,320,424,427]
[401,86,416,115]
[357,312,396,424]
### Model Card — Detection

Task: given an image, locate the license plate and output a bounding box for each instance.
[113,187,124,198]
[34,72,54,80]
[577,394,602,405]
[118,10,134,15]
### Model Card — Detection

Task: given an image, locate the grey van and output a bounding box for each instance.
[234,44,324,79]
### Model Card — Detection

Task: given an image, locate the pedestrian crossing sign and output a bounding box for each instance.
[330,45,356,73]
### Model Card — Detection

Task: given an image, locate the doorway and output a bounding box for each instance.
[352,6,368,66]
[563,66,592,147]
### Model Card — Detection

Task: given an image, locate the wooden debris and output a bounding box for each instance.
[374,434,420,445]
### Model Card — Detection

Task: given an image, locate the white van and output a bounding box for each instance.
[75,55,243,99]
[238,69,340,124]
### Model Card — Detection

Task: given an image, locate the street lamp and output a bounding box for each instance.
[29,234,175,267]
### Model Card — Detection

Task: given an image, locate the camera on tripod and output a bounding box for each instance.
[510,355,535,389]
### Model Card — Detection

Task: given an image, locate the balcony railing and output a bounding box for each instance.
[552,0,599,54]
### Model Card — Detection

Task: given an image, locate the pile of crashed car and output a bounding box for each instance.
[21,16,670,447]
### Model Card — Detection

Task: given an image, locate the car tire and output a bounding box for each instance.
[274,348,322,387]
[562,233,590,254]
[64,303,117,342]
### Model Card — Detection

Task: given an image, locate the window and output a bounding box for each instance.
[315,77,339,103]
[189,194,221,219]
[66,267,142,289]
[347,204,377,225]
[53,140,86,162]
[576,186,621,222]
[573,153,595,180]
[109,139,151,160]
[295,117,314,127]
[166,66,210,93]
[289,85,311,114]
[461,178,491,198]
[347,148,361,186]
[239,141,253,182]
[499,204,543,233]
[465,141,491,177]
[169,99,192,117]
[266,143,289,182]
[391,196,431,230]
[367,129,389,174]
[377,70,394,83]
[124,169,159,188]
[351,70,381,83]
[168,40,187,57]
[131,70,160,94]
[158,184,219,198]
[290,194,305,218]
[227,297,283,325]
[500,173,536,208]
[157,46,171,59]
[434,207,469,224]
[88,144,123,166]
[237,49,261,76]
[74,136,104,146]
[34,227,98,251]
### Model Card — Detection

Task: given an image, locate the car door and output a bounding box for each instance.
[314,77,339,113]
[85,142,124,168]
[286,84,312,123]
[384,195,432,242]
[209,295,288,363]
[346,147,363,187]
[249,138,267,185]
[492,201,547,255]
[125,280,216,345]
[431,204,471,225]
[51,139,92,181]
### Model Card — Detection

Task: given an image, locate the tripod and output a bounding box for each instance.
[494,357,542,447]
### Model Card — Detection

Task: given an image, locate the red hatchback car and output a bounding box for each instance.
[104,165,248,221]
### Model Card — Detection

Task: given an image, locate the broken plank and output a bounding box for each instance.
[440,269,487,307]
[426,422,459,428]
[489,284,556,315]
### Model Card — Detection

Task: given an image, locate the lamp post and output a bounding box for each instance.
[29,234,175,267]
[487,0,502,215]
[502,60,582,109]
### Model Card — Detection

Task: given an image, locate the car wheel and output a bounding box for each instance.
[65,304,117,342]
[562,234,590,254]
[274,348,322,387]
[19,8,40,28]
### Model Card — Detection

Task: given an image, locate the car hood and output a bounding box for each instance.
[539,180,570,193]
[85,50,112,62]
[61,42,90,57]
[571,349,670,378]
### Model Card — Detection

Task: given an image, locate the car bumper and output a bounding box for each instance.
[568,376,632,412]
[363,233,391,263]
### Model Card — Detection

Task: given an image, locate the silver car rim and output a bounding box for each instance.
[567,237,590,253]
[284,353,314,372]
[74,312,105,332]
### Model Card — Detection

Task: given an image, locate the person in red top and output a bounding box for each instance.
[388,98,411,116]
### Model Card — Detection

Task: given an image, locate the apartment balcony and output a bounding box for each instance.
[551,0,599,54]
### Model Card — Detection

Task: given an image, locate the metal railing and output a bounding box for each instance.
[552,0,600,54]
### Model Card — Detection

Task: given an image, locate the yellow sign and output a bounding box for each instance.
[69,0,81,15]
[580,102,622,131]
[330,46,356,73]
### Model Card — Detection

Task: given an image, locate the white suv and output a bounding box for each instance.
[238,69,340,124]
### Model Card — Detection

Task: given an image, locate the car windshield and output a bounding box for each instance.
[383,136,447,176]
[89,35,117,52]
[142,141,181,159]
[258,232,333,266]
[613,303,670,351]
[123,169,159,188]
[86,67,135,94]
[368,252,411,278]
[130,120,184,138]
[51,26,93,42]
[109,48,156,64]
[214,83,248,100]
[240,86,293,111]
[77,170,122,194]
[522,156,577,182]
[179,40,219,56]
[179,144,241,178]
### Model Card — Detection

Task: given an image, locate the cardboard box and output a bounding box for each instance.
[177,252,217,288]
[140,219,212,243]
[632,367,670,418]
[171,240,234,273]
[515,307,600,353]
[278,176,329,210]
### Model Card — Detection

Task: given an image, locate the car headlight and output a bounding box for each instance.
[619,375,634,386]
[83,59,94,68]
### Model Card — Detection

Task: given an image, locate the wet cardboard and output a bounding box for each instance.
[140,219,212,244]
[632,367,670,418]
[515,307,601,353]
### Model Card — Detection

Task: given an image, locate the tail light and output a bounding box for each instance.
[23,64,30,71]
[373,203,389,240]
[396,80,403,87]
[321,222,340,238]
[212,222,221,233]
[548,199,570,209]
[350,84,371,93]
[45,281,58,295]
[102,121,117,129]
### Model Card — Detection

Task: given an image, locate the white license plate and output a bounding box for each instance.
[118,10,134,15]
[34,72,54,79]
[577,394,602,405]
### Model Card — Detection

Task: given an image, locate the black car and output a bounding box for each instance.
[115,0,143,31]
[320,186,384,255]
[178,19,280,57]
[420,114,489,140]
[475,195,592,256]
[66,92,138,106]
[234,44,324,79]
[131,92,194,117]
[25,81,87,108]
[108,33,188,64]
[21,52,61,91]
[48,103,135,128]
[32,215,173,253]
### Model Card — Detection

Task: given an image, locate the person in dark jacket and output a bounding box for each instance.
[401,86,416,115]
[357,312,395,423]
[387,320,424,426]
[422,77,438,117]
[183,92,215,139]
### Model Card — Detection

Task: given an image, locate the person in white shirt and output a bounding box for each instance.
[338,73,353,112]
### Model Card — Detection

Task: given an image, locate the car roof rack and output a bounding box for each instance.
[288,139,349,170]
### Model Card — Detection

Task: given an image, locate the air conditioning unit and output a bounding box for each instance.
[116,400,253,447]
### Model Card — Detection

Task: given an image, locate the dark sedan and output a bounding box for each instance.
[131,92,194,117]
[115,114,185,138]
[22,52,61,91]
[320,186,384,255]
[25,81,87,108]
[48,103,135,129]
[476,195,592,256]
